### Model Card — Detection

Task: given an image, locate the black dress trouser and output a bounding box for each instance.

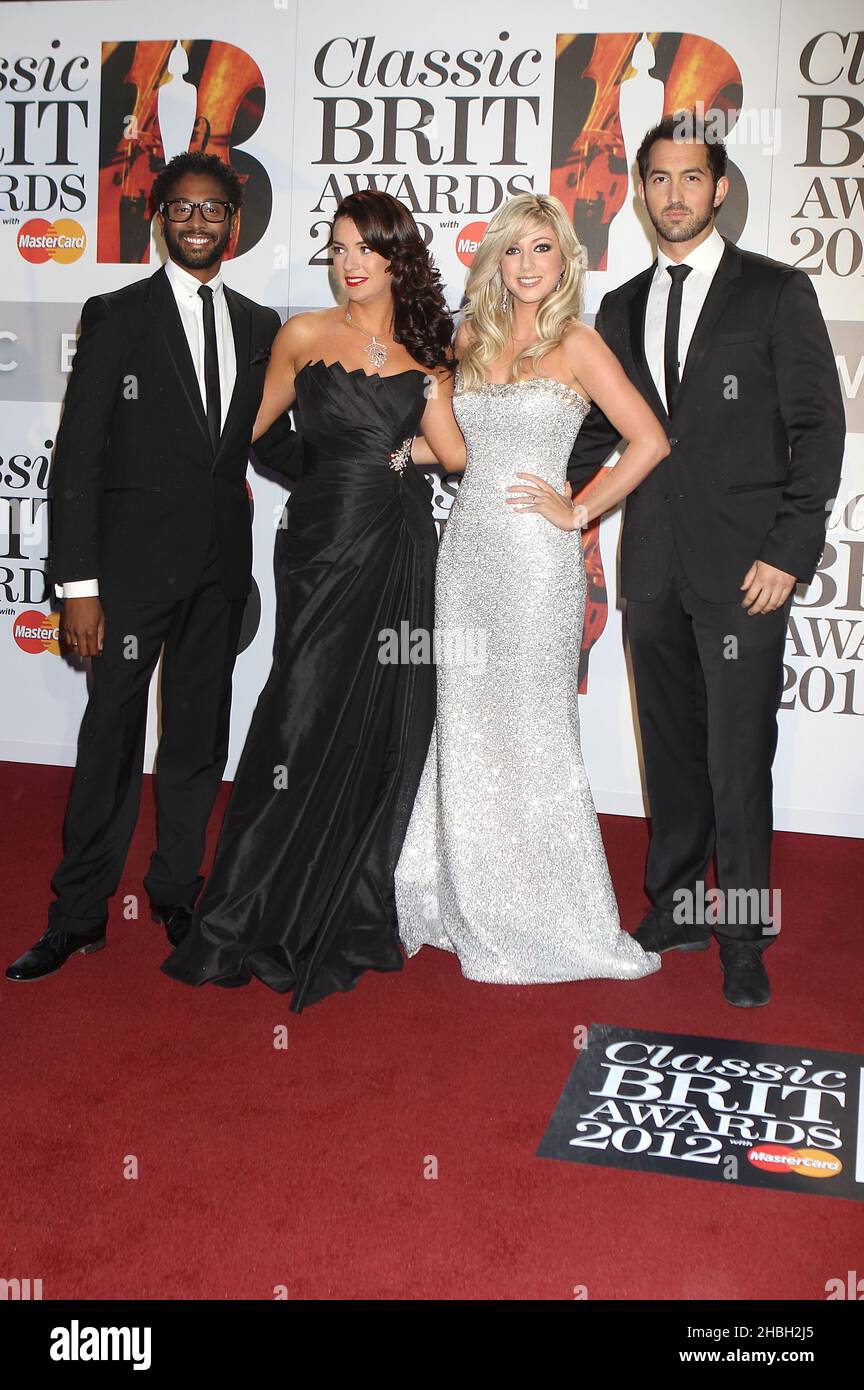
[624,538,792,949]
[48,539,245,935]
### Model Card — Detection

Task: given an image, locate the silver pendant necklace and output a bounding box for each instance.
[345,310,389,369]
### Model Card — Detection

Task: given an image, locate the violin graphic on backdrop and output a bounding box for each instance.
[550,29,744,272]
[97,38,271,264]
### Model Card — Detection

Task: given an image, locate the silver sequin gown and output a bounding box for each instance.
[395,374,661,984]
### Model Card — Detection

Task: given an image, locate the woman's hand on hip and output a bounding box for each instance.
[505,474,582,532]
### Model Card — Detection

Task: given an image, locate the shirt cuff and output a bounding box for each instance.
[56,579,99,598]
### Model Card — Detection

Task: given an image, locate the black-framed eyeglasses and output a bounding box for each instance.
[160,199,235,223]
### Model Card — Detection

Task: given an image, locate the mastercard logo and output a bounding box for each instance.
[747,1143,842,1179]
[13,609,62,655]
[17,218,86,265]
[455,221,488,267]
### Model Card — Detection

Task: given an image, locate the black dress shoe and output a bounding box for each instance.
[5,924,106,982]
[720,943,771,1007]
[633,908,712,954]
[151,903,193,948]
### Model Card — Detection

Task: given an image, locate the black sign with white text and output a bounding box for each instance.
[538,1025,864,1201]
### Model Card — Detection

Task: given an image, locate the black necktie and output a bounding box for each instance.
[198,283,221,451]
[664,263,692,414]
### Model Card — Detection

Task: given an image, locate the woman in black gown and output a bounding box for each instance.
[162,192,465,1011]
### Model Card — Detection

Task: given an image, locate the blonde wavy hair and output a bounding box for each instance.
[458,193,587,392]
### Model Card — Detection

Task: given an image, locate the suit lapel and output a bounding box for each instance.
[147,265,211,450]
[627,263,669,426]
[216,286,251,463]
[672,238,743,418]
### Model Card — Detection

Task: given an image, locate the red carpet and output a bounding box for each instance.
[1,761,861,1300]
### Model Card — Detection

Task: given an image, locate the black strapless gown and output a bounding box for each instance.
[161,359,437,1011]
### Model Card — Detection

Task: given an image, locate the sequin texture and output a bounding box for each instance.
[395,375,661,983]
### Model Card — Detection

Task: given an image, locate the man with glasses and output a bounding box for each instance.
[7,151,302,982]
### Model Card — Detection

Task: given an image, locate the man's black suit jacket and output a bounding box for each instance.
[50,264,302,601]
[566,238,846,603]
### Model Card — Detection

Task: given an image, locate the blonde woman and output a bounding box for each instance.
[395,192,670,984]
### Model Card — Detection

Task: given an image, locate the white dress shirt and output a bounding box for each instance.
[643,224,725,413]
[57,257,238,599]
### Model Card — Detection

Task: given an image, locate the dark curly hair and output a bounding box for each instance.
[330,191,454,372]
[151,152,243,215]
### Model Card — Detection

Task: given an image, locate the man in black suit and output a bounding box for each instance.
[567,114,845,1007]
[7,151,301,982]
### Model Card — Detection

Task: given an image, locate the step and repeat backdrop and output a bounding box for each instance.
[1,0,861,835]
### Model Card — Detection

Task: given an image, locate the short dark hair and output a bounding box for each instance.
[151,152,243,214]
[636,111,728,187]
